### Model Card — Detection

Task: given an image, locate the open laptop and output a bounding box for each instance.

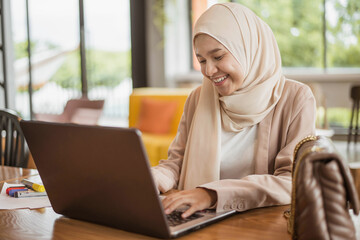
[20,120,236,238]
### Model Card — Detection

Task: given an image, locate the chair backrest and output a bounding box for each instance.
[350,86,360,101]
[64,98,105,112]
[0,109,28,168]
[63,98,105,125]
[129,88,192,135]
[348,86,360,144]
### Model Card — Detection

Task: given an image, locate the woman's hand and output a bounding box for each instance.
[162,188,217,218]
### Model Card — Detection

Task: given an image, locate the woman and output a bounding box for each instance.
[151,2,316,218]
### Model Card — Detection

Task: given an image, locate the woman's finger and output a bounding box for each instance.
[164,195,191,214]
[181,205,201,218]
[162,192,183,209]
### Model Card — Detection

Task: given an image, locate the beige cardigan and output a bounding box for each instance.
[152,79,316,212]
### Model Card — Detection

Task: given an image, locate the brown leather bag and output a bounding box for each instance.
[286,135,359,240]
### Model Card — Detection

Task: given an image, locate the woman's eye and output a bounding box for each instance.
[199,59,206,64]
[215,55,223,61]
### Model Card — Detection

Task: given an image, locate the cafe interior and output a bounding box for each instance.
[0,0,359,239]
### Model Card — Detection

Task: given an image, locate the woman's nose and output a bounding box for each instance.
[205,62,217,77]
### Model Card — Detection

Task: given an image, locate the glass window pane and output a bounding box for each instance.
[326,0,360,69]
[328,107,351,133]
[84,0,132,125]
[11,0,80,118]
[11,0,29,118]
[234,0,323,68]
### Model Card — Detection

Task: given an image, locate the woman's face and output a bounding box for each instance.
[194,34,244,96]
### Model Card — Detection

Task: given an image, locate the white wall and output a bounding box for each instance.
[286,73,360,108]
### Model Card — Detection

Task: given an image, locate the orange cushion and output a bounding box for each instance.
[136,98,178,134]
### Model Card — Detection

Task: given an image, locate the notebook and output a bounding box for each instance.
[20,120,236,238]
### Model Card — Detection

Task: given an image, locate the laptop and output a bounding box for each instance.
[20,120,236,238]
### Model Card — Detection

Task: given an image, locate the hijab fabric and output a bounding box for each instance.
[178,3,285,190]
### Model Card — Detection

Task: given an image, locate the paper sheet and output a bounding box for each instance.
[0,182,51,210]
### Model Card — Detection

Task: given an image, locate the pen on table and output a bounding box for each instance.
[21,179,45,192]
[14,190,47,198]
[8,188,28,197]
[6,186,27,195]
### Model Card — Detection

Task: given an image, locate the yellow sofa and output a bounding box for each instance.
[129,88,193,166]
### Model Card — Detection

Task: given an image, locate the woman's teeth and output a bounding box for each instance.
[213,75,228,83]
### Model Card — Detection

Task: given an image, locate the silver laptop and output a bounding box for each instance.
[20,120,236,238]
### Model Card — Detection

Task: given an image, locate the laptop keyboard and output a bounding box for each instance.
[166,210,204,227]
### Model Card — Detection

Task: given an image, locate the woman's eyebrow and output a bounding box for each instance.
[208,48,222,54]
[196,48,223,58]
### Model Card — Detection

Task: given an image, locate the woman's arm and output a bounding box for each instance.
[151,87,200,193]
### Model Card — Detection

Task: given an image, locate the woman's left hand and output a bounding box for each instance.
[162,188,217,218]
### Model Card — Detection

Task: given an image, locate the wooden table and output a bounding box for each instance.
[0,165,38,184]
[0,166,291,240]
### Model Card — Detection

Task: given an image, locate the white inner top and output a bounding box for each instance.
[220,125,258,179]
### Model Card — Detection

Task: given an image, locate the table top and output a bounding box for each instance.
[0,166,291,240]
[0,165,38,184]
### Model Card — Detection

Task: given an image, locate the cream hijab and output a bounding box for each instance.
[178,3,285,190]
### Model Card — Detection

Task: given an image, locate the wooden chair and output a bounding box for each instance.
[0,109,29,168]
[348,86,360,145]
[35,98,105,125]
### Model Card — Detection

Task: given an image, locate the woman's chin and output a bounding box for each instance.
[216,88,233,96]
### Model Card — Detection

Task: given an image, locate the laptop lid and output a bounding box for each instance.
[20,120,171,238]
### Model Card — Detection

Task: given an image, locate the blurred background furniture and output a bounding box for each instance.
[348,86,360,145]
[129,88,193,166]
[0,109,29,168]
[35,98,105,125]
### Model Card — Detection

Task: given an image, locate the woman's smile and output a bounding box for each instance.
[211,74,229,86]
[211,74,229,85]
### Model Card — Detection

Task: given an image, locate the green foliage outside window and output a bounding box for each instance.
[14,41,131,91]
[14,40,59,60]
[327,108,351,128]
[234,0,323,67]
[14,41,37,60]
[316,107,351,129]
[86,49,132,90]
[48,50,81,90]
[234,0,360,68]
[327,0,360,67]
[48,49,131,91]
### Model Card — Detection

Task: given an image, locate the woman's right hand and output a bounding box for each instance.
[162,188,217,218]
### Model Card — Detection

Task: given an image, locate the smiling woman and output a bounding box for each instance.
[194,34,244,96]
[151,2,316,219]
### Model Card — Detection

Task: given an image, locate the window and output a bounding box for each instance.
[84,0,132,123]
[11,0,132,125]
[195,0,360,71]
[12,0,80,118]
[326,0,360,69]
